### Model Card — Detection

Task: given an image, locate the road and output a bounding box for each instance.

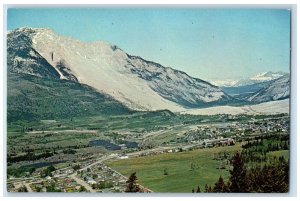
[23,182,33,192]
[79,155,115,171]
[12,144,189,193]
[69,174,96,193]
[70,154,153,192]
[67,154,116,193]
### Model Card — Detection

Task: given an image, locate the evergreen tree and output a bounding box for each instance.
[78,185,87,192]
[213,176,226,192]
[204,184,209,193]
[125,172,140,192]
[17,185,28,192]
[196,185,201,193]
[192,188,195,193]
[251,162,288,193]
[229,152,247,192]
[245,169,255,192]
[283,141,288,150]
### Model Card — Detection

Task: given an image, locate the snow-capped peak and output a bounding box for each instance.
[250,71,287,82]
[209,71,288,87]
[208,79,239,87]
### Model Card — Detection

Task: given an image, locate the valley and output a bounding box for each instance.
[6,26,291,193]
[7,112,289,192]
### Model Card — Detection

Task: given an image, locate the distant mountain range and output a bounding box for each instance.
[209,71,288,87]
[219,72,290,102]
[7,27,290,121]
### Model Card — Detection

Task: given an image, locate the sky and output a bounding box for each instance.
[7,8,291,80]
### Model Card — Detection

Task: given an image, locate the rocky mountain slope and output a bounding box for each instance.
[247,74,290,103]
[7,27,234,112]
[221,80,272,100]
[217,72,289,102]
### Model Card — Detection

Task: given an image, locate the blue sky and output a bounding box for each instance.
[7,8,290,79]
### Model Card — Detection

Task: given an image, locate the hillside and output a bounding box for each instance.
[7,27,290,120]
[221,80,272,100]
[8,27,235,111]
[7,73,132,123]
[248,74,290,103]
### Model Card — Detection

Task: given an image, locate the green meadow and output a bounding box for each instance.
[106,145,242,192]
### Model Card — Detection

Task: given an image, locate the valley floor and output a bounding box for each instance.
[180,99,289,115]
[6,112,289,193]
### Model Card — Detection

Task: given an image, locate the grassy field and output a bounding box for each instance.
[106,145,242,192]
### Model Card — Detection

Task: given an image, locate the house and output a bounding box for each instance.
[119,155,128,159]
[142,187,152,193]
[45,176,52,180]
[87,178,97,185]
[65,178,72,183]
[65,169,74,174]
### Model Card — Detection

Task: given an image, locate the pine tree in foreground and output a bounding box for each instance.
[125,172,140,193]
[229,152,247,192]
[213,176,229,192]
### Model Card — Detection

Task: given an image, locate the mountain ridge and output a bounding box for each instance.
[247,74,290,103]
[209,71,288,87]
[8,27,236,111]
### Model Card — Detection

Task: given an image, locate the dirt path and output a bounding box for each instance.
[23,182,33,192]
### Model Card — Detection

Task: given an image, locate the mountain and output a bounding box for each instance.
[250,71,288,82]
[215,72,289,101]
[208,79,239,87]
[247,74,290,103]
[210,71,288,87]
[7,28,134,122]
[7,72,132,123]
[7,28,61,80]
[7,27,234,111]
[221,80,272,100]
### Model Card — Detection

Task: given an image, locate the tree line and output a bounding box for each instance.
[7,151,54,163]
[192,152,289,193]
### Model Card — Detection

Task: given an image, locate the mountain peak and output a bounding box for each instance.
[9,27,53,35]
[250,71,288,82]
[210,71,288,87]
[7,27,234,111]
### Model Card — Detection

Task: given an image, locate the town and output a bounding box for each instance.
[7,114,289,193]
